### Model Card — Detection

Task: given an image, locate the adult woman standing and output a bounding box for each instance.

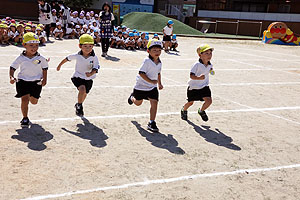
[99,2,114,57]
[38,0,52,41]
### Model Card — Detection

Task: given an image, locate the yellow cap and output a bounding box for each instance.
[79,34,94,45]
[17,24,24,28]
[197,44,214,54]
[147,39,163,49]
[23,32,40,44]
[10,23,16,27]
[25,26,32,31]
[36,27,42,31]
[0,24,7,28]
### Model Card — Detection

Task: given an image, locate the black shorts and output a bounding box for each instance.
[163,35,171,41]
[187,86,211,102]
[15,79,42,99]
[51,23,56,28]
[133,87,159,101]
[71,77,93,94]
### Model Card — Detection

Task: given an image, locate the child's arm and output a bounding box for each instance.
[139,73,157,84]
[9,67,17,84]
[42,69,48,86]
[86,68,98,77]
[56,58,68,71]
[190,73,205,80]
[158,73,163,90]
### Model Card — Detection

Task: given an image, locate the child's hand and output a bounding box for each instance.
[10,77,16,84]
[199,74,205,80]
[158,84,164,90]
[86,72,93,77]
[41,79,47,86]
[151,80,158,84]
[56,65,61,71]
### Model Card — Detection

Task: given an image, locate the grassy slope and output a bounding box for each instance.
[121,12,204,36]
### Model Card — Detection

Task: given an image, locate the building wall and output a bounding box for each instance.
[0,0,38,20]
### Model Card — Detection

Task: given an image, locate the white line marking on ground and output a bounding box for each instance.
[1,82,300,90]
[229,59,300,76]
[215,95,300,125]
[1,106,300,125]
[19,163,300,200]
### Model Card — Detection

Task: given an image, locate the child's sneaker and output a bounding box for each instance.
[128,93,133,105]
[181,108,187,120]
[20,117,30,127]
[75,103,84,117]
[198,109,208,121]
[147,121,159,132]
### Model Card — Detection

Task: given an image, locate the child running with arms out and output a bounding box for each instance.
[9,32,48,127]
[181,44,214,122]
[56,34,100,116]
[128,39,164,132]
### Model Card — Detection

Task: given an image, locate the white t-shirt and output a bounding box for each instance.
[125,38,135,44]
[163,26,173,36]
[171,39,177,43]
[66,51,100,80]
[53,28,63,34]
[187,60,213,90]
[84,18,91,26]
[66,28,74,34]
[52,15,58,23]
[8,31,16,38]
[11,52,49,81]
[77,18,85,25]
[37,31,46,38]
[134,57,162,91]
[116,36,123,42]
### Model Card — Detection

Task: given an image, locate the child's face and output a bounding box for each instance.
[118,33,122,37]
[23,43,39,55]
[58,25,61,29]
[104,5,109,11]
[79,44,93,55]
[199,50,212,63]
[10,26,16,32]
[148,46,161,59]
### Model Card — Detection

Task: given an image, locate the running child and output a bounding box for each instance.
[56,34,100,116]
[181,44,214,122]
[9,32,48,127]
[127,39,164,132]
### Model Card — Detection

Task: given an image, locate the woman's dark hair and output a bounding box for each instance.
[102,2,112,12]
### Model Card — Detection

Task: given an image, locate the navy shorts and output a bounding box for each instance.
[163,35,171,41]
[15,79,42,99]
[133,87,159,101]
[71,77,93,94]
[187,86,211,102]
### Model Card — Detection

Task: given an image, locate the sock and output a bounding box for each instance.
[150,120,154,123]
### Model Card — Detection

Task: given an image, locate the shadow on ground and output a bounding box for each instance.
[187,120,241,151]
[62,117,108,148]
[12,124,53,151]
[131,121,185,155]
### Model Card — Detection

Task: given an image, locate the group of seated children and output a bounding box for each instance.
[1,13,179,51]
[0,17,47,46]
[110,27,178,51]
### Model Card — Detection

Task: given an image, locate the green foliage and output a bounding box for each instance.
[63,0,95,9]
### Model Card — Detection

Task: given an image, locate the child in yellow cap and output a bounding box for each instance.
[56,34,100,116]
[0,24,10,45]
[9,32,48,127]
[181,44,214,122]
[14,24,25,44]
[127,39,164,132]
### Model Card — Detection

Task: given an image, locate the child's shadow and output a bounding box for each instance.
[11,124,53,151]
[105,55,120,61]
[187,120,241,151]
[62,117,108,148]
[131,121,185,155]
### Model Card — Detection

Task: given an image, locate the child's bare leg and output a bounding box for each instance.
[29,97,38,105]
[21,95,30,118]
[78,85,87,104]
[183,101,193,111]
[200,97,212,111]
[149,99,158,121]
[132,96,143,106]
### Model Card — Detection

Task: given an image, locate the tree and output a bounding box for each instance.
[63,0,95,9]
